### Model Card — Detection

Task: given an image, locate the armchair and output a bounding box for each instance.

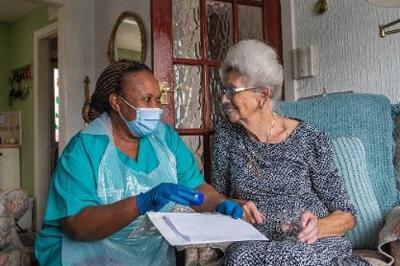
[278,93,400,265]
[0,189,31,265]
[184,93,400,266]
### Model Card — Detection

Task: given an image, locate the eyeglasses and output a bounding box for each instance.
[218,86,258,99]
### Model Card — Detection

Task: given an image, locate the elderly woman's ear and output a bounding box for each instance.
[256,87,270,109]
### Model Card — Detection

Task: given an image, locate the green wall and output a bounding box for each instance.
[0,7,52,196]
[0,22,10,108]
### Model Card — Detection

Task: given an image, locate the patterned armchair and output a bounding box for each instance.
[0,189,31,266]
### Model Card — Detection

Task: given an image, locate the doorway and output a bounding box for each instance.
[33,22,58,231]
[50,38,59,174]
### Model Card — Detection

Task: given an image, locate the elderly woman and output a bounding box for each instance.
[212,40,370,265]
[34,60,242,266]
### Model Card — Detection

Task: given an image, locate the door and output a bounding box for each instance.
[152,0,282,181]
[34,24,58,230]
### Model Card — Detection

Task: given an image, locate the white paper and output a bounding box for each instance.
[147,212,268,247]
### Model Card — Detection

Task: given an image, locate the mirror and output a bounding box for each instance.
[108,12,146,63]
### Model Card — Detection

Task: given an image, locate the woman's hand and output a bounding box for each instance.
[241,201,266,224]
[136,183,201,215]
[62,183,201,241]
[298,210,319,244]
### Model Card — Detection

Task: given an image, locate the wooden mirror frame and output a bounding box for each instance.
[108,12,146,63]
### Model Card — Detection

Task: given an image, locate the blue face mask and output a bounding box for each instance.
[118,96,163,137]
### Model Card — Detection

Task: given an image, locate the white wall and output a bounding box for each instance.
[282,0,400,102]
[44,0,150,149]
[94,0,151,79]
[56,0,96,150]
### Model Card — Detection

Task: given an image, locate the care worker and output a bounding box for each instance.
[35,60,243,266]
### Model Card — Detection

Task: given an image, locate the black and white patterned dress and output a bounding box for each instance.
[212,120,371,266]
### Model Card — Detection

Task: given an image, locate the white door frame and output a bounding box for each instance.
[33,22,58,231]
[280,0,297,101]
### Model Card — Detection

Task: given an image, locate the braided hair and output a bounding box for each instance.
[88,59,151,122]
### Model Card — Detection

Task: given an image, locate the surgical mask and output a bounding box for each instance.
[118,96,163,137]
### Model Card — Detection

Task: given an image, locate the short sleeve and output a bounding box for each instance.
[211,121,232,196]
[163,124,205,189]
[43,133,102,222]
[309,132,357,217]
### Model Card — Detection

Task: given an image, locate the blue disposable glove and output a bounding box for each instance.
[136,183,203,215]
[216,200,243,219]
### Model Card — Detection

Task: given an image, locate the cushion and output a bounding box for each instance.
[331,137,382,249]
[391,103,400,180]
[0,189,31,264]
[0,189,29,219]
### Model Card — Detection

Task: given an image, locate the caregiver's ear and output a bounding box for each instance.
[109,93,121,112]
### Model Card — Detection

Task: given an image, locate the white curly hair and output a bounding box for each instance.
[221,39,283,100]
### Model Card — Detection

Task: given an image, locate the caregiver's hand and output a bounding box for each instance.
[216,200,243,219]
[136,183,202,215]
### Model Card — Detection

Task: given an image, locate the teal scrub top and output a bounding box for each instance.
[34,123,205,266]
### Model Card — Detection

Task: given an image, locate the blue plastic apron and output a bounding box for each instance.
[61,113,177,266]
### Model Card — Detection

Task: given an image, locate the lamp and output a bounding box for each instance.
[367,0,400,37]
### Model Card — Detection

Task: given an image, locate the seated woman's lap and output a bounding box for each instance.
[223,237,356,266]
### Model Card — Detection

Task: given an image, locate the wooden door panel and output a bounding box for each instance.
[152,1,174,126]
[152,0,281,181]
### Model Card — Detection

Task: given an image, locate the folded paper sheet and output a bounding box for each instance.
[147,212,268,247]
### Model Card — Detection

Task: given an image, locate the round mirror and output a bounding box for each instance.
[108,12,146,63]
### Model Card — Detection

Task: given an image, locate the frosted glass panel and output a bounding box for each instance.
[239,5,263,41]
[173,0,201,59]
[208,67,224,127]
[207,1,233,60]
[182,135,204,173]
[174,65,203,128]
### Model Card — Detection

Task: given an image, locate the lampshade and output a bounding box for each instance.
[367,0,400,7]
